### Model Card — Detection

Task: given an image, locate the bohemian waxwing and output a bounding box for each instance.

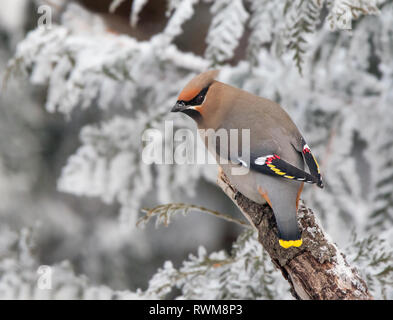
[171,70,323,249]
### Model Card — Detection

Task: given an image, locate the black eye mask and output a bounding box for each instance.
[179,86,210,107]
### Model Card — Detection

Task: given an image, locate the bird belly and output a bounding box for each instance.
[220,164,266,205]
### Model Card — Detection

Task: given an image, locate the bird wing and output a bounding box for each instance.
[291,137,324,188]
[218,134,323,188]
[214,99,323,188]
[248,153,321,186]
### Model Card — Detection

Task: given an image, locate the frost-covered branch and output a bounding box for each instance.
[138,203,251,229]
[217,171,373,300]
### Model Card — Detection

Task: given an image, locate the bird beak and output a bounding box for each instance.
[171,100,187,113]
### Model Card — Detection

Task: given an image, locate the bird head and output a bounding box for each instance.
[171,70,219,123]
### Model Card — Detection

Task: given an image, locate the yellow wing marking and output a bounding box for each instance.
[267,164,286,176]
[312,154,321,174]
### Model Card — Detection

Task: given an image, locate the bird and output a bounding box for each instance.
[171,70,323,249]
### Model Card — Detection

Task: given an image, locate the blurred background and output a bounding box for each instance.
[0,0,392,299]
[0,0,246,297]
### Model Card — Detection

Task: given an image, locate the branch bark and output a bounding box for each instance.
[217,171,373,300]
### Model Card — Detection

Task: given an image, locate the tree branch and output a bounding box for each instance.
[217,171,373,300]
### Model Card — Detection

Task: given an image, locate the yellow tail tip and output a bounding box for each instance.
[279,239,303,249]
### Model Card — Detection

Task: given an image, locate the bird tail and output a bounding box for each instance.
[276,218,302,249]
[269,188,302,249]
[257,178,303,249]
[279,239,302,248]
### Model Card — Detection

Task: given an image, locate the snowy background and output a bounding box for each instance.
[0,0,392,299]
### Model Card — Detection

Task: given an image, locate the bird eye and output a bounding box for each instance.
[196,93,205,105]
[187,86,210,107]
[192,86,209,105]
